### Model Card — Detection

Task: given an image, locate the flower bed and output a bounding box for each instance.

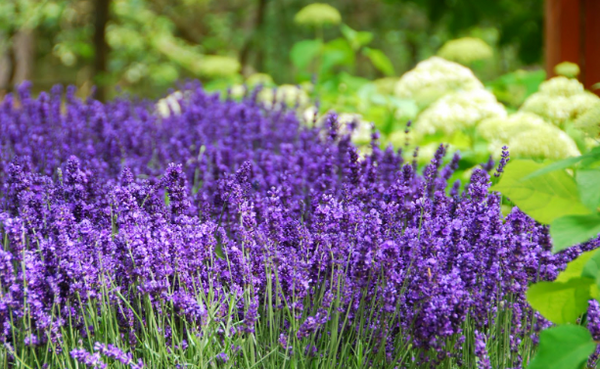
[0,83,595,368]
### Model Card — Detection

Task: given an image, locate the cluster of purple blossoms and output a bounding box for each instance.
[0,82,597,367]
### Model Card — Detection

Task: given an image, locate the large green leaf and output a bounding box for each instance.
[550,214,600,252]
[582,250,600,299]
[490,159,590,224]
[556,249,600,282]
[362,48,395,76]
[525,148,600,180]
[290,39,323,70]
[528,325,596,369]
[583,251,600,281]
[576,169,600,211]
[526,278,592,324]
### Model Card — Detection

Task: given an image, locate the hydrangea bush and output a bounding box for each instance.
[0,83,597,368]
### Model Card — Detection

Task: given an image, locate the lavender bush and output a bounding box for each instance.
[0,82,596,368]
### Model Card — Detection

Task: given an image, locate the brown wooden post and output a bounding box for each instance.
[545,0,600,94]
[583,0,600,92]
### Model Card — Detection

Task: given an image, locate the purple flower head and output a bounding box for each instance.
[494,146,510,177]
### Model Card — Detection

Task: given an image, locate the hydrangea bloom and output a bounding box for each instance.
[257,84,310,108]
[554,61,580,78]
[294,3,342,26]
[415,88,506,136]
[574,102,600,138]
[394,56,484,108]
[246,73,275,87]
[508,125,581,159]
[437,37,493,65]
[477,112,581,159]
[336,112,372,146]
[521,76,600,126]
[156,90,184,117]
[196,55,241,78]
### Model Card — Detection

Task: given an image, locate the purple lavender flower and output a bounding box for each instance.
[215,352,229,364]
[0,83,596,368]
[494,146,510,177]
[474,330,491,369]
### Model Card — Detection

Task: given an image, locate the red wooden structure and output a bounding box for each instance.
[546,0,600,94]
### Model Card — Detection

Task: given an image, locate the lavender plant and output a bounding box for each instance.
[492,147,600,369]
[0,82,596,368]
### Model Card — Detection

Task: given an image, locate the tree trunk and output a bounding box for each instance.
[240,0,268,76]
[94,0,110,101]
[12,29,35,86]
[0,32,13,94]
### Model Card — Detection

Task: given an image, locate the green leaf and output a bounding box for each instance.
[550,214,600,252]
[290,39,322,70]
[164,190,170,207]
[528,325,596,369]
[526,278,592,324]
[556,249,600,282]
[583,251,600,280]
[582,250,600,298]
[577,169,600,211]
[525,149,600,180]
[340,24,373,50]
[320,38,354,75]
[362,48,395,76]
[214,239,226,260]
[490,159,590,224]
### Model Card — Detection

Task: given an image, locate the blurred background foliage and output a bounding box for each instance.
[4,0,600,193]
[0,0,544,99]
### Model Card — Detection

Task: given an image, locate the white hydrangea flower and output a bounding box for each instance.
[156,91,184,118]
[302,106,319,124]
[337,113,372,145]
[437,37,493,65]
[196,55,240,78]
[415,89,506,136]
[538,76,584,97]
[521,76,600,126]
[570,93,600,117]
[229,85,246,99]
[508,125,581,159]
[294,3,342,27]
[258,84,310,108]
[477,112,547,143]
[554,62,580,78]
[394,56,484,107]
[574,102,600,138]
[246,73,275,87]
[477,112,580,159]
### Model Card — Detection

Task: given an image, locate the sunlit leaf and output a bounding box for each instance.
[550,214,600,252]
[340,24,373,50]
[556,249,600,282]
[527,278,592,324]
[363,48,395,76]
[290,39,323,70]
[576,169,600,211]
[491,160,590,224]
[528,325,596,369]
